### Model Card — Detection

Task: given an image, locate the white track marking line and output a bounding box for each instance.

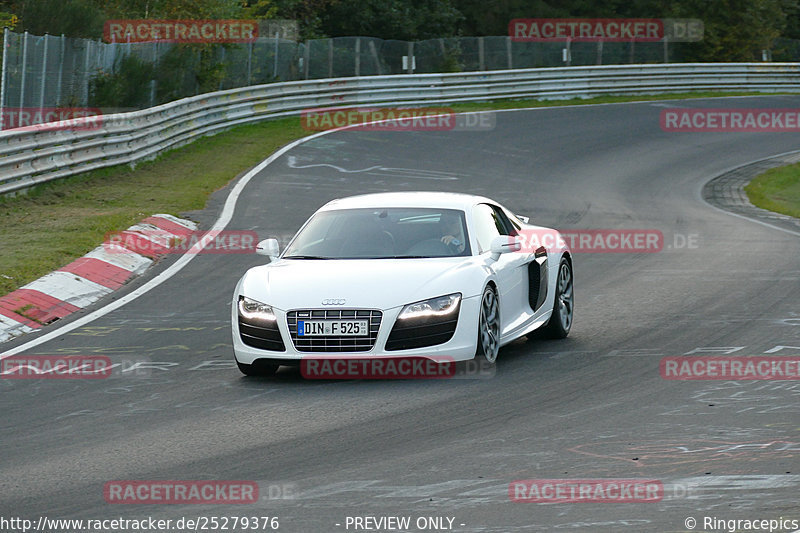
[0,130,331,357]
[703,205,800,238]
[3,96,797,356]
[697,147,800,238]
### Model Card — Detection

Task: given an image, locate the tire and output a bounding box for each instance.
[475,285,500,363]
[542,257,574,339]
[237,360,279,377]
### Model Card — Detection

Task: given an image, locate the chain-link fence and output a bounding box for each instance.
[2,28,799,129]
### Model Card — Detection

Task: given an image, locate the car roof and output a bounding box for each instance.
[318,192,497,212]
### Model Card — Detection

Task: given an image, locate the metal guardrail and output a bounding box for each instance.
[2,62,799,195]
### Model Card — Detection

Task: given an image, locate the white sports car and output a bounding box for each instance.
[232,192,573,376]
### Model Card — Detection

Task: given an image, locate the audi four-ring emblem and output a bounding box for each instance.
[321,299,346,305]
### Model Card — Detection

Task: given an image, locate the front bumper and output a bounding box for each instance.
[231,295,481,365]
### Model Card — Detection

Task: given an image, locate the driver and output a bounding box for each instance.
[440,213,466,253]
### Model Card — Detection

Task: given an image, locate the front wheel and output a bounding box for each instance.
[542,257,573,339]
[475,285,500,363]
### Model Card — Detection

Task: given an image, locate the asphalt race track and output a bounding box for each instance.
[2,96,799,532]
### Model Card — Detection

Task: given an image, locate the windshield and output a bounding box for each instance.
[282,207,471,259]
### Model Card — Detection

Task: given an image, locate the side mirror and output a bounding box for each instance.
[489,235,521,259]
[515,214,530,224]
[255,238,280,259]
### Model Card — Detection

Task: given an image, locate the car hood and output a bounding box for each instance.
[239,257,483,311]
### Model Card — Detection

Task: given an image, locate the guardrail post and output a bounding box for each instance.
[406,41,413,74]
[304,40,310,79]
[355,37,360,76]
[663,36,669,63]
[195,48,200,94]
[478,37,485,71]
[150,40,158,107]
[40,34,48,109]
[327,39,333,78]
[247,39,252,83]
[506,36,513,69]
[596,40,603,65]
[369,40,381,75]
[272,33,278,80]
[0,28,8,130]
[20,31,28,113]
[82,37,90,106]
[56,34,64,105]
[218,47,225,90]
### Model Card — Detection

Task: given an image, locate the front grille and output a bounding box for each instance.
[239,319,286,352]
[287,309,382,352]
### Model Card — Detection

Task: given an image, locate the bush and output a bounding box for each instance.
[90,54,155,108]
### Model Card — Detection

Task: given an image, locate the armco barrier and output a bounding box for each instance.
[2,63,800,195]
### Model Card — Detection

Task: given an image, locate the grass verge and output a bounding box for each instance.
[0,90,785,295]
[0,117,306,295]
[745,163,800,219]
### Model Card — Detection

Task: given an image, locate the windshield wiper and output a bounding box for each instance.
[282,255,333,260]
[388,255,430,259]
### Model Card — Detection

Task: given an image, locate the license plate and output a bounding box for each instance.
[298,320,369,336]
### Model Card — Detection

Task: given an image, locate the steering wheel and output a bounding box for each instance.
[405,238,452,256]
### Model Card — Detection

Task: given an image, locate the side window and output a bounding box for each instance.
[472,204,506,252]
[503,209,523,233]
[491,206,518,235]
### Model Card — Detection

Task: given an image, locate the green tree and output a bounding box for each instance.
[90,53,155,108]
[15,0,104,38]
[316,0,463,39]
[242,0,279,20]
[668,0,790,60]
[269,0,335,39]
[450,0,680,37]
[0,11,18,29]
[91,0,242,19]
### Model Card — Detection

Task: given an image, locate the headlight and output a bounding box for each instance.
[238,295,276,322]
[398,293,461,320]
